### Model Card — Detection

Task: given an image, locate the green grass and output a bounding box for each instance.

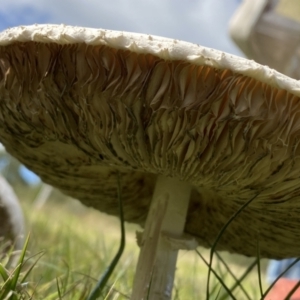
[0,184,272,299]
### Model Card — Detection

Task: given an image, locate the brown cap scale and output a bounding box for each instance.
[0,24,300,298]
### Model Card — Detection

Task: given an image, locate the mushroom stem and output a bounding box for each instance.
[132,175,192,300]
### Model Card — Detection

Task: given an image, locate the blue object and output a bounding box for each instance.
[19,165,40,185]
[267,258,300,284]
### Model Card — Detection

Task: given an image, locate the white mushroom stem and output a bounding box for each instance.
[132,176,193,300]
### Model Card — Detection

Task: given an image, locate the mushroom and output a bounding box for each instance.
[0,24,300,298]
[0,175,25,253]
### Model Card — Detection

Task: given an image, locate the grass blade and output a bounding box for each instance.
[256,238,263,298]
[262,257,300,299]
[215,252,252,300]
[196,250,236,300]
[0,264,9,282]
[88,173,125,300]
[21,251,45,284]
[56,277,62,299]
[284,280,300,300]
[9,233,30,294]
[221,258,257,300]
[206,193,259,299]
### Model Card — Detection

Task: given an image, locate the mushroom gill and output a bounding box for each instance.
[0,40,300,258]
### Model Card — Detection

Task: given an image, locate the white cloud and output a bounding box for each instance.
[0,0,243,55]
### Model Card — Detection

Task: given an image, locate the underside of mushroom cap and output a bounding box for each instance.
[0,24,300,258]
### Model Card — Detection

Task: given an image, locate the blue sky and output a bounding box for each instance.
[0,0,242,55]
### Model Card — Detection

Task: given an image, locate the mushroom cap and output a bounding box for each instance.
[0,176,24,250]
[0,24,299,258]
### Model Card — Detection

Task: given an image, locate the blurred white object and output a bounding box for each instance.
[0,176,25,251]
[229,0,300,79]
[33,184,53,210]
